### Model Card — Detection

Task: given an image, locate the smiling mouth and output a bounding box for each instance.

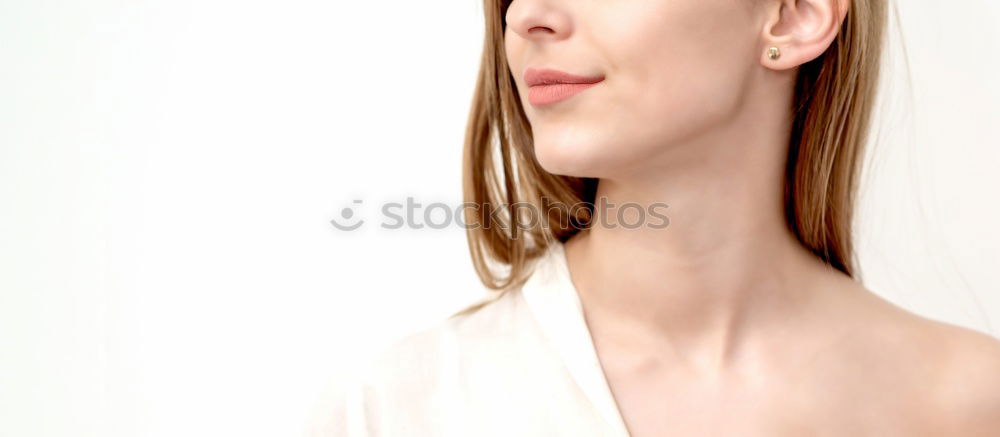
[524,68,605,106]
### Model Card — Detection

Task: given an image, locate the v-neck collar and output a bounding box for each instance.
[519,242,632,437]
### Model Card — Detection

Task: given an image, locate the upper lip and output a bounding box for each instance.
[524,68,605,87]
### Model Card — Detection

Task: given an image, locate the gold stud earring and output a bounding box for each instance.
[767,46,781,61]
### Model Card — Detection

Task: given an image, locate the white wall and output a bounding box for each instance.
[857,1,1000,334]
[0,1,997,436]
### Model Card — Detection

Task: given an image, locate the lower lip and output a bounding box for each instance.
[528,82,602,106]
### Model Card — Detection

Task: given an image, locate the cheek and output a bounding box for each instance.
[593,1,758,159]
[517,1,759,179]
[503,28,522,81]
[626,42,752,146]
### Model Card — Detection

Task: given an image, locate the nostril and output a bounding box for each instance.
[528,26,555,34]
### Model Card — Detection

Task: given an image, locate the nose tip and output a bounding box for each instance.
[505,1,572,41]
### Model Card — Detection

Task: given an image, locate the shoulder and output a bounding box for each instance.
[836,285,1000,433]
[921,320,1000,435]
[304,290,525,436]
[357,288,530,389]
[379,288,522,361]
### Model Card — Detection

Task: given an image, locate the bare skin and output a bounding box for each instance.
[565,228,1000,437]
[505,0,1000,434]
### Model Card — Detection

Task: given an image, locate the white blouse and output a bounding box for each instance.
[306,242,632,437]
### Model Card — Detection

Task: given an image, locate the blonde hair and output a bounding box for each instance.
[462,0,887,291]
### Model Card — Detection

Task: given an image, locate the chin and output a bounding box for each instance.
[531,128,656,180]
[533,138,602,178]
[529,122,613,177]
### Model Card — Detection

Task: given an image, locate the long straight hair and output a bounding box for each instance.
[462,0,888,292]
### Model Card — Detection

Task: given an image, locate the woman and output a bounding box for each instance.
[312,0,1000,435]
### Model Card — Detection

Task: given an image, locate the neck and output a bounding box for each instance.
[562,80,847,372]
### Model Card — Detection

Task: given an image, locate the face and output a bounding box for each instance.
[504,0,764,179]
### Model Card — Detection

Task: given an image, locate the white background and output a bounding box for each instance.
[1,1,998,436]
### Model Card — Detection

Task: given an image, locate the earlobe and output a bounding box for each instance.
[760,0,849,70]
[761,44,791,71]
[766,46,781,61]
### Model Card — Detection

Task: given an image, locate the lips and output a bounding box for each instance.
[524,67,604,106]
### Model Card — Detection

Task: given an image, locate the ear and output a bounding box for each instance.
[759,0,849,70]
